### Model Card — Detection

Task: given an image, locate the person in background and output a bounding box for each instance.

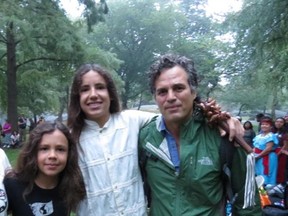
[284,114,288,131]
[4,122,86,216]
[17,115,27,143]
[0,123,3,146]
[243,120,256,148]
[10,131,20,148]
[67,63,243,216]
[28,118,36,132]
[272,117,288,184]
[0,148,11,216]
[256,113,265,133]
[2,120,12,148]
[254,116,279,186]
[138,53,261,215]
[37,116,45,125]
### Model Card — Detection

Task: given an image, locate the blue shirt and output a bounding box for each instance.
[160,117,180,173]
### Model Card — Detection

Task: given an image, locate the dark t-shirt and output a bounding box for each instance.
[4,178,68,216]
[18,117,26,129]
[243,129,256,147]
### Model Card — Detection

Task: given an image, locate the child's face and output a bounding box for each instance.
[37,129,68,181]
[79,70,111,127]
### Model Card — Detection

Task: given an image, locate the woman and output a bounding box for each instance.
[272,117,288,184]
[254,117,279,186]
[2,120,12,148]
[243,120,256,148]
[67,64,155,215]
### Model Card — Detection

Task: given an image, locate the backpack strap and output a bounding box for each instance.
[139,150,157,207]
[220,136,238,204]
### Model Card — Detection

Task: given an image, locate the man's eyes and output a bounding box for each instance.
[156,87,185,95]
[156,89,167,95]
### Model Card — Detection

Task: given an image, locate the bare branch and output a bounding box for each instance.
[16,57,69,70]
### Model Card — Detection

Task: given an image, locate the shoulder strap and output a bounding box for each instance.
[139,150,155,207]
[220,136,237,204]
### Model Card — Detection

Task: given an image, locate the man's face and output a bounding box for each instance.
[154,66,196,126]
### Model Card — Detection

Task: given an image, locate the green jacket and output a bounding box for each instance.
[139,115,262,216]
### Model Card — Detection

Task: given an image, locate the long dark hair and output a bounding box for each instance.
[5,121,86,213]
[67,64,121,142]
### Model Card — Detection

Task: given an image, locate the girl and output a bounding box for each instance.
[4,122,86,216]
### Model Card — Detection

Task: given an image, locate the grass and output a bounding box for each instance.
[4,148,19,167]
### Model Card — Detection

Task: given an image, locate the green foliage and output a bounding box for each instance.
[78,0,109,32]
[219,0,288,115]
[89,0,220,108]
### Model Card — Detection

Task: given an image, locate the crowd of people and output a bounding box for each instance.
[0,116,41,149]
[242,114,288,192]
[2,53,282,215]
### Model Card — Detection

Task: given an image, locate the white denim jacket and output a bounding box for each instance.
[76,110,155,216]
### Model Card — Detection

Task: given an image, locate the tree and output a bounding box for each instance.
[87,0,221,108]
[0,0,84,129]
[221,0,288,115]
[78,0,109,32]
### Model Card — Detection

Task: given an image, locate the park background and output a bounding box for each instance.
[1,0,288,145]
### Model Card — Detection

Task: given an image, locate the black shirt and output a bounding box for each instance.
[4,178,68,216]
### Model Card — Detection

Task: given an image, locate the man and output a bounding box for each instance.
[17,114,27,143]
[256,113,264,133]
[138,54,262,215]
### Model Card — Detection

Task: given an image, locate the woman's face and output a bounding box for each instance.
[79,70,111,127]
[244,122,251,130]
[275,118,285,129]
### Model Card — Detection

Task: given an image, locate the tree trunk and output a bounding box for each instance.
[271,86,278,119]
[6,21,18,131]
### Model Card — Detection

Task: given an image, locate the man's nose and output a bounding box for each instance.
[167,89,176,101]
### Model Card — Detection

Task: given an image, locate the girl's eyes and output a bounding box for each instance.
[38,147,67,152]
[80,87,88,92]
[57,148,67,152]
[80,84,107,92]
[39,147,49,151]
